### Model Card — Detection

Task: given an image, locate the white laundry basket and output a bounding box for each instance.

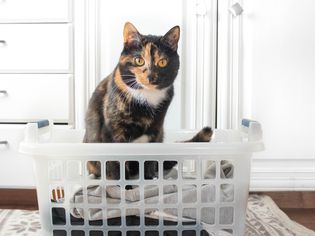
[19,119,263,236]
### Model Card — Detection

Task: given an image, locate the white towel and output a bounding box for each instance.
[70,161,234,225]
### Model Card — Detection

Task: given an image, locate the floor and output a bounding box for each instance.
[1,195,314,236]
[283,209,315,231]
[263,192,315,232]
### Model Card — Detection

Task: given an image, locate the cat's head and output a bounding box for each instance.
[118,22,180,91]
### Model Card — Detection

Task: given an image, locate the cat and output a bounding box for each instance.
[84,22,180,143]
[84,22,212,180]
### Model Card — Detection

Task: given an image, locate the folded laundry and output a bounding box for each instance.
[69,161,234,230]
[53,207,216,236]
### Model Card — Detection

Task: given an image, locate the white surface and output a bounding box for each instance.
[0,24,72,73]
[182,0,217,129]
[242,0,315,159]
[73,0,87,129]
[217,0,244,130]
[0,75,71,123]
[241,0,315,190]
[0,0,71,23]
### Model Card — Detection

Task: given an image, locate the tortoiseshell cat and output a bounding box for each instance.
[84,22,212,179]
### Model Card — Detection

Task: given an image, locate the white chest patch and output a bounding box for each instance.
[132,135,150,143]
[128,86,170,107]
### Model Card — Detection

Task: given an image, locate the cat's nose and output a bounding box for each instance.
[148,74,156,83]
[147,72,157,82]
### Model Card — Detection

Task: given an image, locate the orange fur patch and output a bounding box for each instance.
[143,43,152,66]
[137,72,149,86]
[114,69,128,92]
[134,69,156,90]
[120,55,132,64]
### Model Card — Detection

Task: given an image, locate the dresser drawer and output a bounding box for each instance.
[0,74,72,123]
[0,125,35,186]
[0,24,72,73]
[0,0,71,23]
[0,124,73,187]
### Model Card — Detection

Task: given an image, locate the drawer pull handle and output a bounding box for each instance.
[0,40,7,47]
[0,141,8,145]
[0,90,7,96]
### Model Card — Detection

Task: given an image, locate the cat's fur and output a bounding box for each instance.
[84,22,212,179]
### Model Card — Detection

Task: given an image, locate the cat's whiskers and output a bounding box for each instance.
[121,76,143,91]
[121,76,137,85]
[120,74,136,77]
[129,81,138,89]
[112,81,153,116]
[121,77,136,82]
[109,83,129,106]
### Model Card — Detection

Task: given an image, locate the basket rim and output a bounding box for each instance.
[19,141,264,158]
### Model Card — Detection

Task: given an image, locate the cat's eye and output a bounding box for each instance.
[158,58,168,68]
[134,57,145,66]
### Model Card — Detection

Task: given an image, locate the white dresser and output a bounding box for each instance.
[0,0,74,187]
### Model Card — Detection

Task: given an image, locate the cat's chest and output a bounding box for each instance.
[106,101,154,127]
[121,106,155,127]
[127,86,170,107]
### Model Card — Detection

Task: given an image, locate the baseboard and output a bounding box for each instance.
[250,156,315,191]
[0,188,38,210]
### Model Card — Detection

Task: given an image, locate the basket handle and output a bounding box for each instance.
[241,118,263,141]
[33,120,50,129]
[24,119,53,143]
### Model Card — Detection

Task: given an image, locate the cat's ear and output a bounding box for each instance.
[123,22,141,47]
[161,26,180,51]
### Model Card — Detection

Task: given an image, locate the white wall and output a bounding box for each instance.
[243,0,315,160]
[99,0,183,129]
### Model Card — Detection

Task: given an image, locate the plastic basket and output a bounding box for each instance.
[19,119,263,236]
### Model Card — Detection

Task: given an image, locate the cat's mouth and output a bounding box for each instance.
[135,76,157,90]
